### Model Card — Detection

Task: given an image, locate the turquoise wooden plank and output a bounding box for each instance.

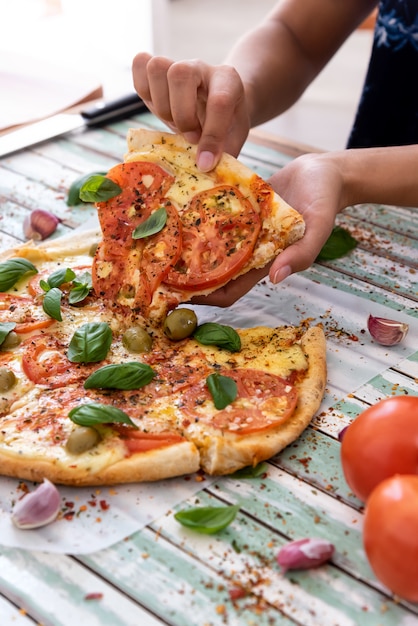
[345,202,418,238]
[147,489,417,625]
[0,594,34,625]
[272,427,360,508]
[69,128,129,160]
[0,199,72,241]
[0,547,164,626]
[0,168,97,229]
[1,150,80,192]
[33,138,118,173]
[0,231,21,250]
[81,525,295,626]
[301,264,418,316]
[337,212,418,266]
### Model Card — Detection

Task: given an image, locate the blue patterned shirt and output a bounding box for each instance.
[347,0,418,147]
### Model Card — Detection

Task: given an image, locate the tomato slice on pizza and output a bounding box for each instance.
[92,162,183,310]
[182,368,298,435]
[0,293,54,333]
[163,186,261,290]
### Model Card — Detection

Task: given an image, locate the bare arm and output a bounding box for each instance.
[225,0,378,126]
[133,0,377,169]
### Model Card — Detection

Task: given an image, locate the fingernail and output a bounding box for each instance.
[271,265,292,284]
[197,151,216,172]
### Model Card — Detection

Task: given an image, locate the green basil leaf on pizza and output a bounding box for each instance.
[84,362,155,390]
[69,402,138,428]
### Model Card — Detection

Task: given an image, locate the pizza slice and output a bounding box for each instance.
[91,128,305,321]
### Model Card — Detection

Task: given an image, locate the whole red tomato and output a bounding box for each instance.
[340,395,418,502]
[363,474,418,602]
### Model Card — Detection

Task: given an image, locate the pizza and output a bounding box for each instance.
[91,128,305,321]
[0,131,326,486]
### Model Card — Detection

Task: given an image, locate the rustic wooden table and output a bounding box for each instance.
[0,111,417,626]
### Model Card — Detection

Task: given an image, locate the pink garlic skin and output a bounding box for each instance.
[23,209,60,241]
[11,478,61,529]
[367,314,409,347]
[277,538,335,574]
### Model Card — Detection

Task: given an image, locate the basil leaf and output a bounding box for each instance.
[174,504,240,534]
[231,462,269,479]
[68,284,90,304]
[84,362,155,390]
[79,175,122,203]
[69,271,93,304]
[193,323,241,352]
[132,207,167,239]
[69,402,137,429]
[67,171,107,206]
[46,267,76,289]
[0,322,16,346]
[206,372,237,410]
[316,226,357,261]
[67,322,112,363]
[0,258,38,291]
[42,287,63,321]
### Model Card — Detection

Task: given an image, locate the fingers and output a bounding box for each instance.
[191,264,270,308]
[132,53,250,171]
[195,65,249,169]
[269,222,333,284]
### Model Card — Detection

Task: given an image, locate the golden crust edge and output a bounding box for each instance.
[0,441,200,486]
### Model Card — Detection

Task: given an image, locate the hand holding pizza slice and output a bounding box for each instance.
[91,129,305,321]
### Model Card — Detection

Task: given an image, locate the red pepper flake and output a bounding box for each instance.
[79,505,87,512]
[99,500,110,511]
[84,592,103,601]
[64,511,75,521]
[88,500,97,506]
[228,587,247,600]
[348,335,359,342]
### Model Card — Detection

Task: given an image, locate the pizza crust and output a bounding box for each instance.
[0,440,200,486]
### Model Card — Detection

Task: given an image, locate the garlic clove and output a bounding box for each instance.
[23,209,60,241]
[11,478,61,529]
[277,537,335,573]
[367,314,409,346]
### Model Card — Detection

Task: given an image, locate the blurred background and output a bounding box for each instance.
[2,0,374,150]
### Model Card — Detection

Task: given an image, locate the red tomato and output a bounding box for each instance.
[21,334,95,388]
[163,185,261,290]
[182,369,298,434]
[340,395,418,502]
[363,474,418,602]
[92,162,182,310]
[0,293,54,334]
[112,427,186,455]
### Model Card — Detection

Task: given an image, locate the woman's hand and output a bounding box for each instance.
[192,152,344,306]
[132,52,251,171]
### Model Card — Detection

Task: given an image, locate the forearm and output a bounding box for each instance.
[224,0,377,128]
[336,145,418,210]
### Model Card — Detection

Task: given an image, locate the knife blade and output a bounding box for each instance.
[0,92,148,158]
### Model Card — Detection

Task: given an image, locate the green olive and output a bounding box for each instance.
[122,326,153,353]
[88,242,98,257]
[163,308,198,341]
[0,331,21,351]
[0,367,16,392]
[66,426,101,455]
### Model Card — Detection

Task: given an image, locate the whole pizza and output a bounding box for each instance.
[0,129,326,486]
